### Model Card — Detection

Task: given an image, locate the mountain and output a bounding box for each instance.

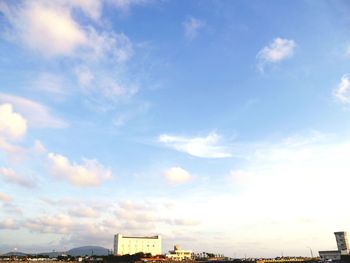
[67,246,109,256]
[1,252,29,256]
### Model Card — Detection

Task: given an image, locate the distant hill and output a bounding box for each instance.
[67,246,109,256]
[1,251,28,256]
[38,251,64,258]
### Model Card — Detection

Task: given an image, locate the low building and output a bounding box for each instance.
[114,234,162,256]
[166,245,192,261]
[319,251,341,261]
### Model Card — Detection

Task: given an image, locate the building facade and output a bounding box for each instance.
[166,245,193,261]
[335,232,350,254]
[319,251,341,261]
[113,234,162,256]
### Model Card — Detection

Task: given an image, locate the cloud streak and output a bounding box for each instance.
[159,132,232,158]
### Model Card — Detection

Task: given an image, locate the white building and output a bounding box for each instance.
[114,234,162,256]
[166,245,193,261]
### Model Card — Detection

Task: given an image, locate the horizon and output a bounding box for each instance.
[1,0,350,258]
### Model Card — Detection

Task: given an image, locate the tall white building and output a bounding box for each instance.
[113,234,162,256]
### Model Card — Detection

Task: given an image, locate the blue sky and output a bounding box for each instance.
[1,0,350,257]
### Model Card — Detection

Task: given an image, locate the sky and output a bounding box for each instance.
[1,0,350,258]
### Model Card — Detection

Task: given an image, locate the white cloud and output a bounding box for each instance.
[25,214,73,234]
[159,132,232,158]
[113,200,200,234]
[163,167,192,184]
[0,103,27,141]
[0,192,13,203]
[48,153,112,187]
[0,167,36,188]
[0,1,87,57]
[0,1,134,61]
[183,17,205,40]
[0,218,19,229]
[257,38,296,71]
[0,93,67,129]
[333,75,350,104]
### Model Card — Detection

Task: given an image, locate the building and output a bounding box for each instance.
[113,234,162,256]
[335,232,349,254]
[319,232,350,261]
[319,251,341,262]
[165,245,193,261]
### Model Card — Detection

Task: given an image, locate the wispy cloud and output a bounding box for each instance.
[47,153,112,187]
[0,192,13,203]
[68,207,99,218]
[0,93,67,129]
[333,75,350,104]
[0,167,36,188]
[163,166,192,184]
[2,203,22,215]
[159,132,232,158]
[109,0,155,12]
[183,17,205,40]
[25,214,73,234]
[34,73,68,96]
[74,66,95,87]
[257,38,296,72]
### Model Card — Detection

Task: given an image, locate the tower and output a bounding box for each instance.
[334,231,349,254]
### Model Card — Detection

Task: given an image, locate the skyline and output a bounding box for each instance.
[1,0,350,258]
